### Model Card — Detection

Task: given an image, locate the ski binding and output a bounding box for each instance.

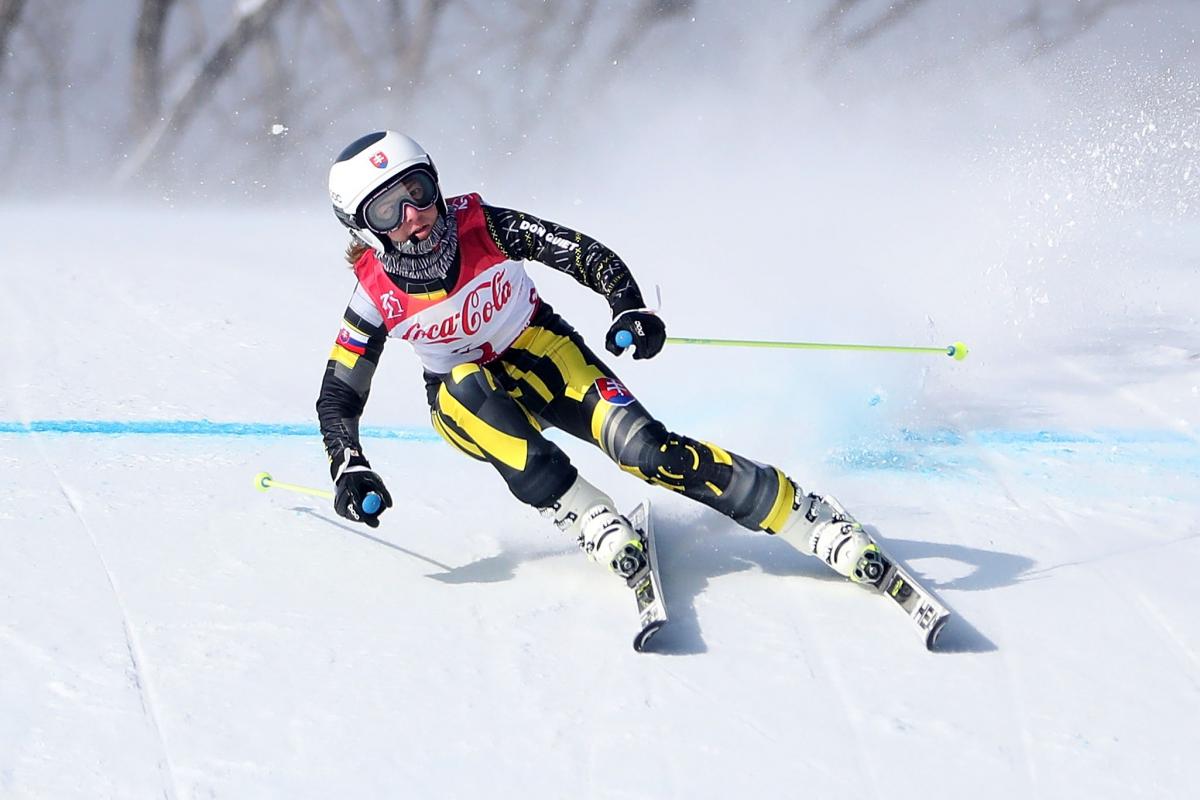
[864,542,950,650]
[625,501,668,652]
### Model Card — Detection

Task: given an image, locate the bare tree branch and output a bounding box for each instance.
[21,2,69,152]
[116,0,294,186]
[808,0,865,41]
[605,0,695,65]
[132,0,178,133]
[841,0,930,50]
[510,0,563,78]
[258,25,289,122]
[315,0,384,87]
[0,0,27,84]
[1022,0,1142,62]
[0,69,34,185]
[471,0,599,146]
[531,0,598,125]
[0,2,116,183]
[394,0,451,102]
[1,0,1152,196]
[542,0,598,88]
[162,0,209,87]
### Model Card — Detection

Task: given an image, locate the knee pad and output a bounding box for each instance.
[615,422,725,493]
[614,422,793,532]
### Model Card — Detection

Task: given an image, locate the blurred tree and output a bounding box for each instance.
[0,0,89,183]
[395,0,451,104]
[607,0,696,64]
[119,0,293,185]
[806,0,1147,73]
[0,0,1174,198]
[811,0,930,52]
[1016,0,1146,62]
[131,0,178,133]
[0,0,26,84]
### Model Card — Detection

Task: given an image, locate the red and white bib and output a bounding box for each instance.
[353,193,540,372]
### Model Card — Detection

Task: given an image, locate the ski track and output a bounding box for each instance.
[85,275,285,413]
[5,214,1200,796]
[783,589,885,797]
[1044,353,1200,687]
[1021,530,1200,577]
[992,615,1042,798]
[1,283,182,800]
[656,661,775,747]
[642,665,701,798]
[919,455,1042,798]
[0,626,61,670]
[1054,354,1199,446]
[868,365,1051,795]
[960,441,1077,800]
[985,447,1195,795]
[954,350,1200,797]
[35,425,183,800]
[1132,591,1200,690]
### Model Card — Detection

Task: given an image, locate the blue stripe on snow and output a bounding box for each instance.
[2,421,1196,478]
[0,419,440,441]
[891,428,1194,446]
[830,427,1200,477]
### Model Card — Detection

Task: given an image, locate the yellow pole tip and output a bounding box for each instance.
[949,342,969,361]
[254,471,273,492]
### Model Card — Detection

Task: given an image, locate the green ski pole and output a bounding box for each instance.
[666,336,969,360]
[254,471,383,514]
[613,331,969,360]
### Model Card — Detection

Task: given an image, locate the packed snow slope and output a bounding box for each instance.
[3,194,1199,798]
[4,67,1200,796]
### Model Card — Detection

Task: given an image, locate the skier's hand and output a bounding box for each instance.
[331,449,394,528]
[605,309,666,360]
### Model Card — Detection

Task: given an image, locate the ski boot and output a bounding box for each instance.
[541,475,647,580]
[776,485,887,587]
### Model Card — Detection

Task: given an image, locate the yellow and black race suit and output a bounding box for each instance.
[317,203,796,534]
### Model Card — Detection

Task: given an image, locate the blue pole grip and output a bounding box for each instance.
[614,329,634,349]
[362,492,383,515]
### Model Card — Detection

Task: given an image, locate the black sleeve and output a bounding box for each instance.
[316,301,388,475]
[481,203,646,316]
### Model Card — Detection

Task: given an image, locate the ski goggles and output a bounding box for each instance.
[361,169,439,234]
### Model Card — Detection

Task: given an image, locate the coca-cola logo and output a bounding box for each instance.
[401,269,514,345]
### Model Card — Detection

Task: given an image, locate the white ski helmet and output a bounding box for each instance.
[328,130,446,253]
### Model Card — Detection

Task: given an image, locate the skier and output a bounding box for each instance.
[317,130,883,586]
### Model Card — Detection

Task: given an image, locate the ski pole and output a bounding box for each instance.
[613,330,968,360]
[253,471,383,514]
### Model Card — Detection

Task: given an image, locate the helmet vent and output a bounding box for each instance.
[335,131,388,163]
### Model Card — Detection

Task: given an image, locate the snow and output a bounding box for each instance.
[4,63,1200,800]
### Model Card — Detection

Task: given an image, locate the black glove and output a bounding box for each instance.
[331,449,394,528]
[605,309,666,360]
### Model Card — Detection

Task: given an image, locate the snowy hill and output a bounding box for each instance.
[4,18,1200,785]
[3,177,1198,798]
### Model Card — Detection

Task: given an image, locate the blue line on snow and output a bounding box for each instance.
[3,420,1197,478]
[0,419,440,441]
[0,420,1191,448]
[832,426,1200,478]
[894,427,1194,446]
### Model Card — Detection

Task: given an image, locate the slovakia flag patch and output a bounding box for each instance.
[595,377,635,406]
[369,151,389,169]
[336,325,369,355]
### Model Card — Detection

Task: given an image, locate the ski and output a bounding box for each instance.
[865,543,951,650]
[625,501,668,652]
